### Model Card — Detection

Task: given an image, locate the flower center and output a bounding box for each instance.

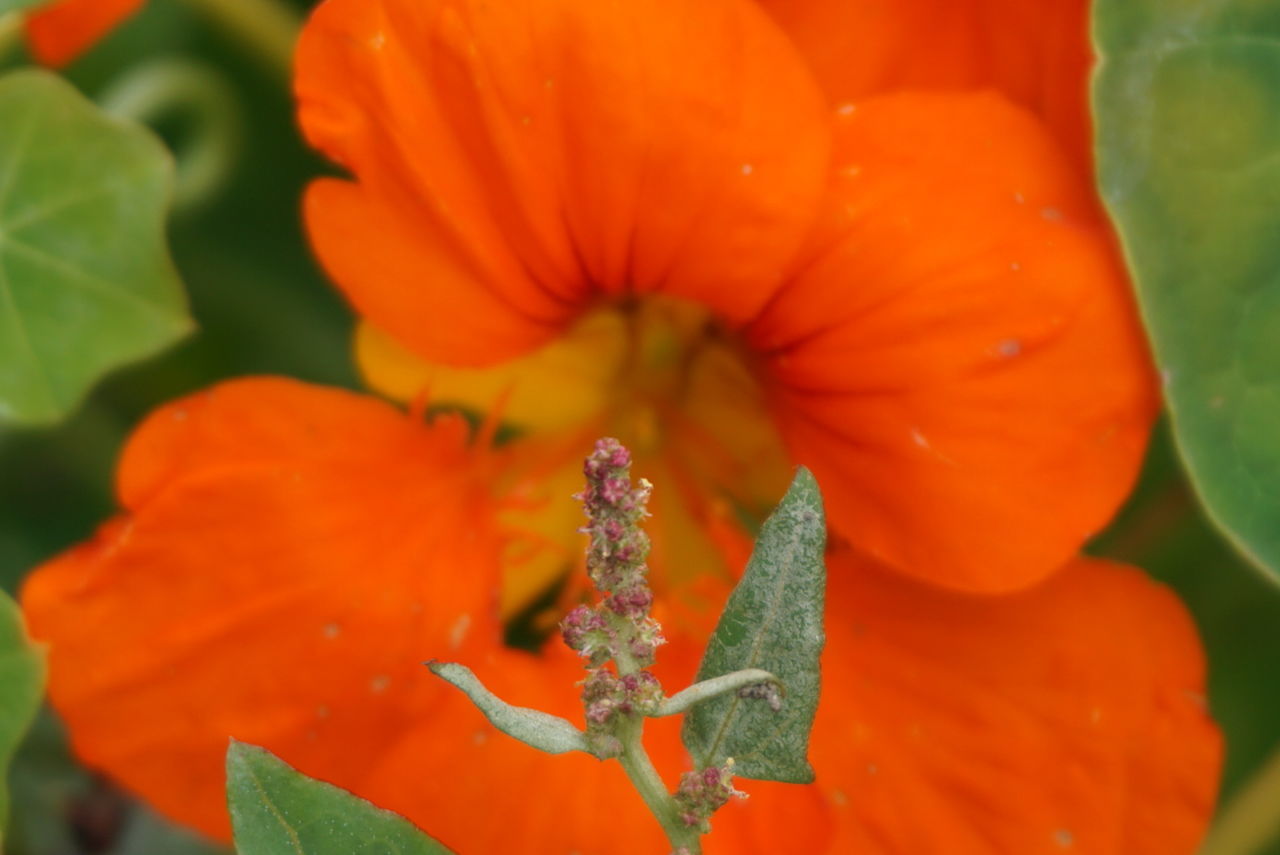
[538,297,792,610]
[355,295,791,616]
[591,296,789,517]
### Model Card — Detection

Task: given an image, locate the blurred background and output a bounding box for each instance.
[0,2,1277,853]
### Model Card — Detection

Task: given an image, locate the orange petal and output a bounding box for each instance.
[25,0,145,67]
[296,0,831,365]
[755,0,1094,170]
[814,551,1220,854]
[751,92,1156,592]
[21,378,507,838]
[330,552,1219,855]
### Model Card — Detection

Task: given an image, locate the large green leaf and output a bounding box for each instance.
[682,467,826,783]
[226,742,453,855]
[1093,1,1280,578]
[0,590,45,845]
[0,68,191,426]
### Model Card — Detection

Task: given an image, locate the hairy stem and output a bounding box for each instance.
[656,669,778,717]
[616,715,701,854]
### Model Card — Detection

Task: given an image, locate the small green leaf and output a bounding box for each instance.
[0,590,46,844]
[655,668,778,718]
[682,467,826,783]
[1093,1,1280,578]
[0,68,192,426]
[226,741,453,855]
[427,661,589,755]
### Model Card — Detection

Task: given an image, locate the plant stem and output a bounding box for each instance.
[177,0,301,79]
[99,59,241,212]
[616,715,701,854]
[0,12,22,60]
[1198,744,1280,855]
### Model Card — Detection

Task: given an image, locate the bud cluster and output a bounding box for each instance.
[579,669,665,757]
[579,437,653,592]
[673,762,747,833]
[736,680,783,712]
[561,438,668,757]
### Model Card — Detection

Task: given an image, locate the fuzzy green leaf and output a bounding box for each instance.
[226,742,453,855]
[1094,0,1280,578]
[0,69,191,426]
[427,661,589,755]
[682,467,826,783]
[0,590,46,844]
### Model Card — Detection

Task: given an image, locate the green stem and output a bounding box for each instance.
[608,612,641,677]
[99,59,241,212]
[616,715,701,854]
[177,0,301,79]
[0,12,22,61]
[1198,745,1280,855]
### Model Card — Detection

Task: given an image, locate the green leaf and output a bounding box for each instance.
[682,466,826,783]
[226,741,453,855]
[427,661,589,755]
[0,589,45,844]
[1093,1,1280,578]
[0,68,191,426]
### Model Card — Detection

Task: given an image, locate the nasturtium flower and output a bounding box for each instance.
[21,0,1222,852]
[24,380,1219,853]
[22,0,144,67]
[297,0,1153,597]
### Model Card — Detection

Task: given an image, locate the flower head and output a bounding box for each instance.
[20,377,1219,853]
[19,0,1222,853]
[299,0,1155,597]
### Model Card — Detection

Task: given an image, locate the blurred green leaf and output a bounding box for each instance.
[682,467,826,784]
[427,661,588,755]
[5,708,229,855]
[0,589,45,843]
[1093,0,1280,578]
[0,1,43,14]
[0,68,191,426]
[226,742,453,855]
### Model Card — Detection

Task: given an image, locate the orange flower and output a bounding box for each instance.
[22,0,145,67]
[19,0,1221,852]
[297,0,1154,596]
[23,379,1219,853]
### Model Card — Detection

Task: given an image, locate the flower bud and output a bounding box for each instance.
[673,760,747,834]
